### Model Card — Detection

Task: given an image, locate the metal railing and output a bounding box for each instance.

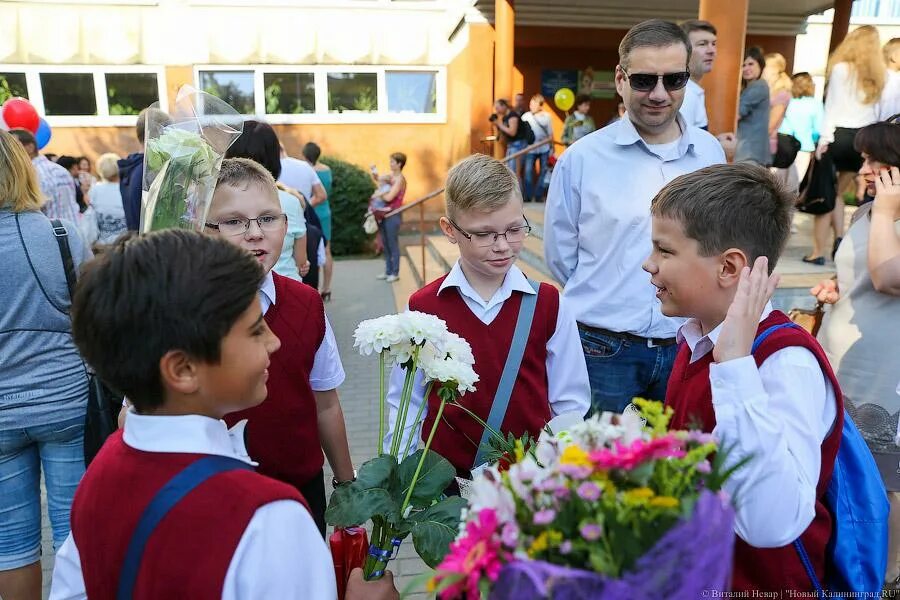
[384,137,557,282]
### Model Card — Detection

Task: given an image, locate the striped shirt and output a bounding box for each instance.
[32,155,80,222]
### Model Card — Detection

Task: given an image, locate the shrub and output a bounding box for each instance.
[320,156,376,256]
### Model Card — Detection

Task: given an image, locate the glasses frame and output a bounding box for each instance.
[447,216,532,247]
[621,68,691,92]
[205,213,288,236]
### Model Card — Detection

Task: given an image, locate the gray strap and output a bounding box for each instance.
[473,279,540,467]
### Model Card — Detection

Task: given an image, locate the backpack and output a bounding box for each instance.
[752,323,890,597]
[518,118,536,144]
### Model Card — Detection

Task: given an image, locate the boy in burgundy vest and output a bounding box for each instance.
[383,154,590,475]
[643,163,842,593]
[206,159,355,535]
[51,231,397,599]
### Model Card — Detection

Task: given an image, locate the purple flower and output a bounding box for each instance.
[501,522,519,548]
[533,509,557,525]
[559,540,573,555]
[695,460,712,474]
[580,523,603,541]
[576,481,601,502]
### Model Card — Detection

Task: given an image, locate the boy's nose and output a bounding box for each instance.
[642,257,657,274]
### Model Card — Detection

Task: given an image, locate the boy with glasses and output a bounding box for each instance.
[383,154,590,480]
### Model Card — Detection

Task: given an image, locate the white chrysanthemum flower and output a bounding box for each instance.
[440,331,475,366]
[353,314,404,356]
[399,311,448,346]
[568,412,628,450]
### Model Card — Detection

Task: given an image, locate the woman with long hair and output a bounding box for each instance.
[735,47,771,165]
[817,25,888,259]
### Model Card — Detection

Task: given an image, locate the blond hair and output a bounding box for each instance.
[0,130,45,212]
[96,153,120,181]
[215,157,279,201]
[445,154,521,220]
[828,25,886,105]
[764,53,793,95]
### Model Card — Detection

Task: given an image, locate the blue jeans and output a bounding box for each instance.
[524,151,550,202]
[379,214,401,277]
[506,140,527,191]
[578,327,678,415]
[0,415,85,569]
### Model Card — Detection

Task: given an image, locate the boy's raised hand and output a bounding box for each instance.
[714,256,780,364]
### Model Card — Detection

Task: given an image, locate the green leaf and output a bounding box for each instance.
[410,496,467,567]
[325,486,399,528]
[398,450,456,508]
[356,454,400,492]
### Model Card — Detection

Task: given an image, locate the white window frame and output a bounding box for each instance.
[194,64,447,124]
[2,65,167,127]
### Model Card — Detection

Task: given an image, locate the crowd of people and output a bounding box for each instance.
[1,13,900,600]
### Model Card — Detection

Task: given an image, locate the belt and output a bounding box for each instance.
[577,323,677,348]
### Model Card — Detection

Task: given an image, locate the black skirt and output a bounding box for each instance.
[829,127,864,173]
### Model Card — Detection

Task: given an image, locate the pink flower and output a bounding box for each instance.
[695,460,712,474]
[589,435,686,471]
[576,481,601,501]
[435,509,507,599]
[580,523,603,541]
[501,522,519,548]
[533,509,556,525]
[560,540,573,555]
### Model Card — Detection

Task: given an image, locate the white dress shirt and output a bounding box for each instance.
[49,412,337,600]
[679,79,709,129]
[678,304,838,548]
[545,114,725,338]
[820,62,885,145]
[382,262,590,455]
[279,157,324,201]
[259,272,345,391]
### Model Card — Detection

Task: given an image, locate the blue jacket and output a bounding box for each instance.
[118,153,143,231]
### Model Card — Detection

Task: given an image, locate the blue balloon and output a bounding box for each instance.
[35,118,51,150]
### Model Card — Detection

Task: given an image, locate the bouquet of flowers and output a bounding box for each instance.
[430,400,743,599]
[140,85,243,232]
[325,311,479,580]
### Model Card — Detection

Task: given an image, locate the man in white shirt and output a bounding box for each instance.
[279,148,327,208]
[545,19,725,415]
[679,20,718,130]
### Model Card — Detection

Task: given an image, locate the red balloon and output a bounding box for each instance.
[2,98,40,134]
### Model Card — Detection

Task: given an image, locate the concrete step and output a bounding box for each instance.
[391,257,421,312]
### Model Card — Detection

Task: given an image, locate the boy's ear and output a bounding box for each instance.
[438,216,458,244]
[718,248,749,289]
[158,350,200,396]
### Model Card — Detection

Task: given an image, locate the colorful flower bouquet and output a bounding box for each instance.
[140,85,243,232]
[326,312,479,580]
[430,400,743,599]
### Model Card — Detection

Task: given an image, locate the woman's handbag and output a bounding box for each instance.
[797,153,837,215]
[51,220,123,466]
[363,211,378,234]
[788,301,826,337]
[772,133,801,169]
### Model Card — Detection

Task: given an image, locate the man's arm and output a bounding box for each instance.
[310,182,328,207]
[48,534,87,600]
[546,295,591,418]
[544,151,580,285]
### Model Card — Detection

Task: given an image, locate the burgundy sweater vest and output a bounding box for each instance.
[71,431,305,600]
[224,272,327,488]
[665,311,843,592]
[408,275,557,471]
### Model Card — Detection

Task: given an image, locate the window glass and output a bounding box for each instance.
[386,71,437,114]
[106,73,159,115]
[263,72,315,114]
[327,72,377,112]
[0,73,28,102]
[199,71,255,114]
[40,73,97,116]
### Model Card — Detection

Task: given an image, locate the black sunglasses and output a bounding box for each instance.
[621,69,691,92]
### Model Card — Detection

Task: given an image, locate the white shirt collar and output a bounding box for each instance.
[259,271,276,313]
[677,302,774,363]
[613,113,699,160]
[438,260,535,311]
[123,410,257,465]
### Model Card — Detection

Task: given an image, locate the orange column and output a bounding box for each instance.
[494,0,515,102]
[829,0,853,54]
[699,0,749,136]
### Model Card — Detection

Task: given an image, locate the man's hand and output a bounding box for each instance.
[873,165,900,218]
[810,278,839,304]
[716,132,736,161]
[345,568,399,600]
[300,260,311,277]
[714,256,780,364]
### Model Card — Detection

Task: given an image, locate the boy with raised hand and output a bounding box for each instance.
[643,163,842,593]
[204,158,354,536]
[384,154,590,478]
[50,230,397,599]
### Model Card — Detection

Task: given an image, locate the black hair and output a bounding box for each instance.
[744,46,766,73]
[619,19,692,70]
[575,94,592,107]
[302,142,322,165]
[855,120,900,167]
[8,128,36,148]
[56,156,77,171]
[227,120,283,179]
[71,229,264,412]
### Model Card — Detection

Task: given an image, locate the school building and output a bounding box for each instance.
[0,0,890,205]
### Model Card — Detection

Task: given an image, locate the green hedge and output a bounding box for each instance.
[320,156,376,256]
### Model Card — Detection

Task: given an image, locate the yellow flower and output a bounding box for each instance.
[649,496,679,509]
[514,439,525,463]
[529,532,549,556]
[559,445,593,469]
[622,487,655,504]
[426,578,437,592]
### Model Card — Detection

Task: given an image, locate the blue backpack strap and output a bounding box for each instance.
[117,455,254,600]
[751,322,800,354]
[473,279,540,467]
[793,540,827,599]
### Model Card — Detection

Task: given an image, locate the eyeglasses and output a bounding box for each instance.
[621,69,691,92]
[448,217,532,247]
[205,214,287,236]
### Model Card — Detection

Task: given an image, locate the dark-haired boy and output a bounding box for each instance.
[49,230,396,600]
[644,163,842,592]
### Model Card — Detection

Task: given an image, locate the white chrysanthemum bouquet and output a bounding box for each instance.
[326,311,478,580]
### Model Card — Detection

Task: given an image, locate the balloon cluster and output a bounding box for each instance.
[0,97,52,149]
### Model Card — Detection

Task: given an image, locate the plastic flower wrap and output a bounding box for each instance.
[326,312,479,580]
[430,399,744,599]
[140,85,243,233]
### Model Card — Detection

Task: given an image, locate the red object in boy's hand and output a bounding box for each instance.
[330,527,370,599]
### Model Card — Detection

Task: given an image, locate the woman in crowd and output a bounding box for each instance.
[812,119,900,585]
[562,94,595,146]
[817,25,888,259]
[522,94,553,203]
[0,130,90,600]
[735,47,771,165]
[764,52,795,184]
[82,152,127,246]
[55,156,87,214]
[303,142,335,301]
[370,152,407,283]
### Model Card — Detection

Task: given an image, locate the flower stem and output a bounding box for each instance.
[402,380,433,458]
[390,347,420,457]
[400,396,447,515]
[378,352,386,454]
[447,401,503,442]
